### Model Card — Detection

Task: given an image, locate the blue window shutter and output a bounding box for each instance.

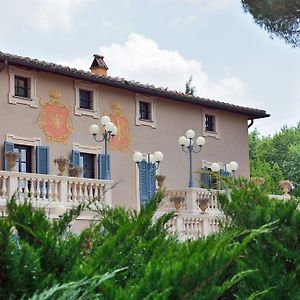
[4,142,14,171]
[139,160,148,207]
[98,154,110,180]
[72,150,80,167]
[149,163,156,198]
[36,146,49,174]
[202,166,210,188]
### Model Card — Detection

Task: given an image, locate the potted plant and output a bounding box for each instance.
[251,177,265,186]
[170,195,184,211]
[156,175,166,189]
[54,157,70,176]
[4,151,20,171]
[279,180,292,195]
[196,198,209,213]
[69,164,83,177]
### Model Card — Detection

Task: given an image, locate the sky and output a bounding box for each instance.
[1,0,299,136]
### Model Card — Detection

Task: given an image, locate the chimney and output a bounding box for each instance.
[90,54,108,76]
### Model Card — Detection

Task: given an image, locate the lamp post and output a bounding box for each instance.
[133,151,163,201]
[89,115,118,180]
[212,161,239,176]
[178,130,205,188]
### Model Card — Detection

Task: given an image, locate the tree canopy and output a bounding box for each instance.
[249,122,300,195]
[185,75,196,96]
[241,0,300,47]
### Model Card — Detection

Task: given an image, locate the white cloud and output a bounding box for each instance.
[59,33,247,104]
[0,0,89,32]
[156,0,235,9]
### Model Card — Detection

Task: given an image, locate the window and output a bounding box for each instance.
[75,81,99,118]
[135,94,157,128]
[80,153,95,179]
[202,109,220,139]
[9,66,37,107]
[15,76,30,98]
[79,89,93,110]
[14,145,32,173]
[205,114,216,132]
[139,101,151,120]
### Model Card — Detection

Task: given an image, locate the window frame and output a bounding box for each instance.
[9,66,37,107]
[202,109,220,139]
[75,81,99,118]
[135,94,157,128]
[72,143,102,179]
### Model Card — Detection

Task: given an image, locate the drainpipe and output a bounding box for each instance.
[248,119,254,128]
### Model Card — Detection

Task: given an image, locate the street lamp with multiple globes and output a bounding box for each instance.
[178,129,205,188]
[133,151,164,201]
[89,115,118,179]
[211,161,239,176]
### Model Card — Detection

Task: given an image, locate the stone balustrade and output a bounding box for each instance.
[0,171,113,229]
[156,187,223,240]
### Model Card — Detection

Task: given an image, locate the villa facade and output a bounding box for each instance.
[0,51,269,212]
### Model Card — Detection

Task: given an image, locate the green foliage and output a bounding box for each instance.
[249,124,300,195]
[218,178,300,299]
[241,0,300,47]
[1,185,300,299]
[185,75,196,96]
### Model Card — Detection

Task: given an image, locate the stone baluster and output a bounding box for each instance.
[48,180,53,202]
[94,184,99,200]
[53,180,58,202]
[41,179,47,201]
[77,183,83,202]
[36,179,41,201]
[83,183,88,203]
[88,183,93,201]
[67,181,72,203]
[30,178,35,201]
[1,177,7,198]
[72,182,78,203]
[24,178,29,198]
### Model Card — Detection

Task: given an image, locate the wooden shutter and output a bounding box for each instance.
[139,160,148,207]
[72,150,80,167]
[202,166,210,188]
[36,146,49,174]
[98,154,110,180]
[3,141,14,171]
[149,163,156,198]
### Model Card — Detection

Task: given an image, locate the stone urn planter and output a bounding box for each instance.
[279,180,292,195]
[251,177,265,186]
[196,198,209,213]
[54,157,70,176]
[4,151,20,171]
[69,166,83,177]
[170,195,184,210]
[156,175,166,190]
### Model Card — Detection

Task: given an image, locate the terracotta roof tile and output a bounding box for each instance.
[0,51,269,119]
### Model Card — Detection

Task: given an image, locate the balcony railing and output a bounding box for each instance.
[155,187,223,240]
[0,171,113,224]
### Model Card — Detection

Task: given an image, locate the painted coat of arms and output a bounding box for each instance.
[109,103,131,151]
[38,90,73,144]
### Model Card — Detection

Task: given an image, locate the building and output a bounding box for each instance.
[0,51,269,213]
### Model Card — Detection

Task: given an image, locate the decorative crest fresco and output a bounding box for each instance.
[38,90,73,144]
[109,102,131,151]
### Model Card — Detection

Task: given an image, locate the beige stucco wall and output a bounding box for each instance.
[0,65,250,210]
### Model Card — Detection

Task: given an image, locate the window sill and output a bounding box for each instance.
[9,94,38,108]
[136,118,157,128]
[75,106,99,119]
[203,130,220,139]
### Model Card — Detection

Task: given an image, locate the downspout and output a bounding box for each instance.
[248,119,254,128]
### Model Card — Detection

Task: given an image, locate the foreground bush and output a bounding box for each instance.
[0,182,299,299]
